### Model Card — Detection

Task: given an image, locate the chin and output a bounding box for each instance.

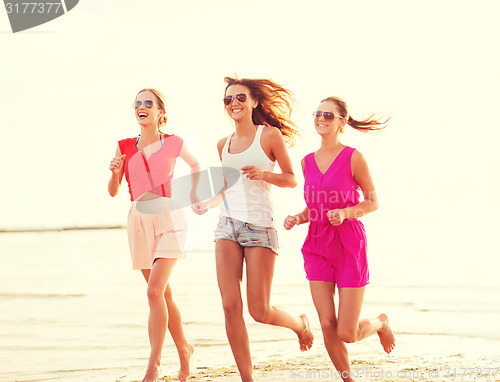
[231,114,244,121]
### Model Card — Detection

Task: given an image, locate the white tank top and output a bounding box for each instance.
[220,125,276,227]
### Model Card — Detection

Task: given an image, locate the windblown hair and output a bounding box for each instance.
[224,76,300,146]
[322,96,389,132]
[136,88,168,133]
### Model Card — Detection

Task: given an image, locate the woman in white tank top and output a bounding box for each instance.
[193,76,314,382]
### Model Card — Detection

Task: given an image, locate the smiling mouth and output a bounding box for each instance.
[138,112,148,118]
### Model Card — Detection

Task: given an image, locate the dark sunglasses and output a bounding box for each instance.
[133,100,155,109]
[313,111,345,121]
[223,93,247,106]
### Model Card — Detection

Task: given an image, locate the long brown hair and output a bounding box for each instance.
[224,76,299,146]
[136,88,167,133]
[321,96,389,132]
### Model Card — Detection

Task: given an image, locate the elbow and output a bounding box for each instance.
[372,200,379,212]
[191,161,200,171]
[288,174,297,188]
[108,186,118,197]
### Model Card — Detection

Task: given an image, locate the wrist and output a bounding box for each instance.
[261,170,270,182]
[340,208,349,219]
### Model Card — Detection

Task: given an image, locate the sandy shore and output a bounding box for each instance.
[151,333,500,382]
[158,350,500,382]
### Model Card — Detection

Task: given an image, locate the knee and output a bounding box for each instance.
[319,317,337,334]
[147,285,165,303]
[221,299,243,320]
[337,327,357,343]
[248,303,271,324]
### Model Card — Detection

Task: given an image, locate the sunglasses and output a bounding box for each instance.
[133,100,155,109]
[223,93,247,106]
[313,111,346,121]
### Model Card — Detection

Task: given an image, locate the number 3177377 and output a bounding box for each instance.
[5,2,63,14]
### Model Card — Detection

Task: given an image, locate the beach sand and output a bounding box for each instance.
[157,355,500,382]
[156,343,500,382]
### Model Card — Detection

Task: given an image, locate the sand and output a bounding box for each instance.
[158,350,500,382]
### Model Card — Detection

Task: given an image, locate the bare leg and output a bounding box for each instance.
[337,288,395,354]
[309,281,353,382]
[164,284,194,381]
[141,271,194,382]
[215,239,253,382]
[245,247,314,352]
[141,258,178,382]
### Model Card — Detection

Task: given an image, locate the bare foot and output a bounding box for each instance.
[142,364,161,382]
[178,343,195,382]
[377,313,395,354]
[297,314,314,352]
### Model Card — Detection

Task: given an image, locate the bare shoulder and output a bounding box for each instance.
[351,149,371,178]
[217,136,228,150]
[262,125,283,140]
[351,149,367,165]
[217,136,228,159]
[262,125,286,150]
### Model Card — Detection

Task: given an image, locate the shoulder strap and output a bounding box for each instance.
[255,125,264,141]
[221,133,232,156]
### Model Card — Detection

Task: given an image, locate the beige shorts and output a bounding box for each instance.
[127,197,187,270]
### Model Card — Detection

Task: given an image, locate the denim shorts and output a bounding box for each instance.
[214,216,279,253]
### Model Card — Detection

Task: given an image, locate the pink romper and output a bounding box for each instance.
[301,146,369,288]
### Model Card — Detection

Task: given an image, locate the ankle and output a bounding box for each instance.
[147,359,161,369]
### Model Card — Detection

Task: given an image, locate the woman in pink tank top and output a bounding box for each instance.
[108,89,200,382]
[285,97,395,382]
[193,77,314,382]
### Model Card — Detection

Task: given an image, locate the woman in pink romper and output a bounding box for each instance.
[285,96,396,382]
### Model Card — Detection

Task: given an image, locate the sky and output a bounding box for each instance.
[1,0,499,230]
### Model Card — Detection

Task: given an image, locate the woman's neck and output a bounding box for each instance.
[234,118,257,136]
[319,133,342,152]
[139,124,160,145]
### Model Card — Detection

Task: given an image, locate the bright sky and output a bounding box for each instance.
[1,0,499,230]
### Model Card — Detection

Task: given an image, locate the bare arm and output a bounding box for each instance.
[242,127,297,188]
[284,158,310,229]
[179,143,201,204]
[108,145,125,197]
[191,137,228,214]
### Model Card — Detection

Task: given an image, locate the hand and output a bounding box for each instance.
[190,191,200,205]
[284,215,299,230]
[327,209,345,226]
[191,201,208,215]
[110,154,126,175]
[241,166,267,181]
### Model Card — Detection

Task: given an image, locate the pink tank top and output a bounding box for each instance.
[118,134,183,201]
[303,146,361,222]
